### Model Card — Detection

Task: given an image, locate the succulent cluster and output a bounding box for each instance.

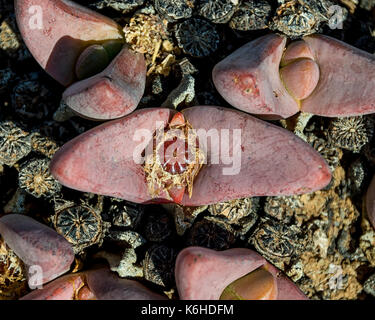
[1,0,375,302]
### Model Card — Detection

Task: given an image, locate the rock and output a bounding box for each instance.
[15,0,123,86]
[50,106,331,206]
[0,214,74,285]
[174,246,307,300]
[63,46,146,120]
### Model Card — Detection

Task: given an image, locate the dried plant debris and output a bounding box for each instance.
[30,132,59,159]
[363,273,375,297]
[54,201,109,253]
[175,18,220,57]
[249,217,304,269]
[307,133,342,171]
[0,68,17,95]
[144,116,204,202]
[270,0,338,38]
[0,121,32,167]
[208,197,259,225]
[327,116,374,153]
[264,195,303,225]
[95,248,144,278]
[0,16,29,60]
[229,0,272,31]
[187,216,236,250]
[124,13,170,65]
[106,198,145,229]
[18,158,61,199]
[197,0,239,24]
[162,203,207,236]
[143,212,173,243]
[347,159,366,195]
[90,0,145,13]
[106,230,146,249]
[359,216,375,266]
[0,236,27,300]
[143,245,177,287]
[154,0,195,22]
[12,77,53,121]
[297,252,363,299]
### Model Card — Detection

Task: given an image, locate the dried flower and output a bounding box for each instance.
[154,0,195,22]
[0,121,32,167]
[54,201,107,253]
[198,0,238,24]
[143,245,177,287]
[229,0,272,30]
[327,116,373,153]
[18,158,61,198]
[175,18,219,57]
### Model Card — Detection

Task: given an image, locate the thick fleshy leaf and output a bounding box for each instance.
[50,106,331,206]
[220,267,277,300]
[366,174,375,230]
[15,0,123,86]
[301,34,375,116]
[86,268,167,300]
[175,247,307,300]
[50,108,172,203]
[180,106,331,205]
[281,40,315,66]
[212,34,299,119]
[280,58,320,100]
[63,46,146,120]
[0,214,74,285]
[20,273,95,300]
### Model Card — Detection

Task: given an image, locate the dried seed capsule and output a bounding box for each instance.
[0,121,32,166]
[174,18,219,57]
[54,203,107,253]
[208,197,258,225]
[90,0,145,13]
[143,244,177,287]
[327,116,373,153]
[187,216,235,250]
[143,211,173,243]
[306,133,342,171]
[18,158,61,199]
[163,203,207,236]
[249,217,302,268]
[108,199,144,229]
[270,0,336,38]
[197,0,238,24]
[364,273,375,298]
[347,159,366,194]
[264,195,302,224]
[12,78,53,121]
[30,132,59,159]
[229,0,272,31]
[154,0,195,22]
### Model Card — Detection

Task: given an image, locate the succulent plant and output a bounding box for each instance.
[14,0,146,120]
[0,214,74,286]
[175,246,307,300]
[213,34,375,119]
[50,106,331,206]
